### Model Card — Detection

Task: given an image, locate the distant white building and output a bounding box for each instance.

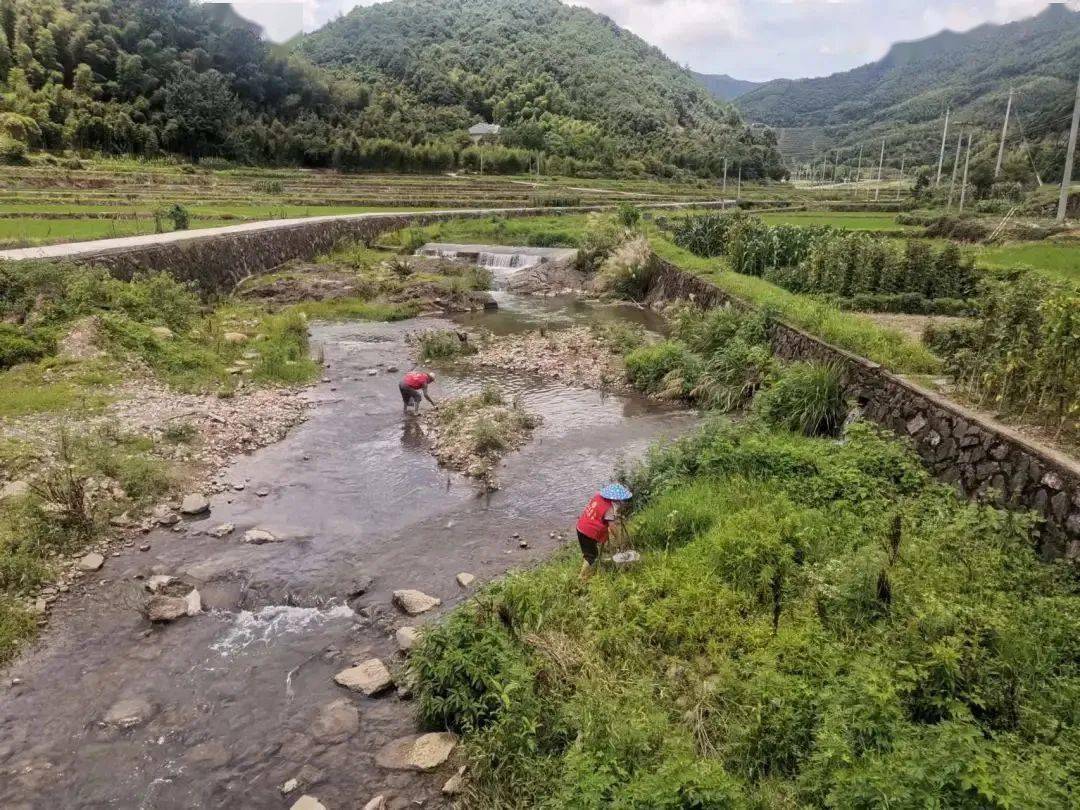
[468,123,502,144]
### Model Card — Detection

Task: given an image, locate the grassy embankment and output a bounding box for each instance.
[409,417,1080,807]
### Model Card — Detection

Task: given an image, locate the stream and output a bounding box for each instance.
[0,289,697,809]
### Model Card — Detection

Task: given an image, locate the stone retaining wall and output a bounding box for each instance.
[646,258,1080,560]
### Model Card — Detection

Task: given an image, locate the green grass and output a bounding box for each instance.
[286,298,418,322]
[0,366,113,418]
[409,420,1079,807]
[650,237,941,373]
[976,241,1080,285]
[390,214,590,247]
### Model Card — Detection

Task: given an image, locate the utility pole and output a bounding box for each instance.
[1057,70,1080,223]
[896,156,906,201]
[854,144,863,198]
[737,165,742,199]
[874,137,885,201]
[995,88,1013,178]
[959,134,973,214]
[947,132,963,210]
[935,107,950,186]
[835,149,841,183]
[723,158,728,195]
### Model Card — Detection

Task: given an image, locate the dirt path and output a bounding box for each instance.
[0,313,696,808]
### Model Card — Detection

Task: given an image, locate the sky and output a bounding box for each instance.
[221,0,1073,82]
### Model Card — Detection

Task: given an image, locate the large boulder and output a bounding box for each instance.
[102,697,154,728]
[392,589,441,615]
[146,595,189,622]
[375,732,457,771]
[334,659,393,696]
[290,797,326,810]
[179,493,210,516]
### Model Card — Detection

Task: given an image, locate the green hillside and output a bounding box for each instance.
[299,0,785,179]
[692,72,761,101]
[736,3,1080,178]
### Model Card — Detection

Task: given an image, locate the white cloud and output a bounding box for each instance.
[226,0,1075,80]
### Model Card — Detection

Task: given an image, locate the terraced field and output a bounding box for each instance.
[0,160,730,247]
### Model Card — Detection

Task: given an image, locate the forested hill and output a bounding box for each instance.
[692,72,761,102]
[0,0,782,179]
[735,3,1080,176]
[298,0,784,179]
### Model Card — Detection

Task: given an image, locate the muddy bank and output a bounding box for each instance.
[0,310,697,808]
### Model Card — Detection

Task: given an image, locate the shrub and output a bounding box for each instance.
[615,202,642,228]
[625,340,701,399]
[0,325,51,369]
[754,362,847,436]
[578,213,626,273]
[0,135,27,165]
[595,236,656,301]
[693,338,776,411]
[158,203,190,231]
[415,329,475,362]
[670,211,745,257]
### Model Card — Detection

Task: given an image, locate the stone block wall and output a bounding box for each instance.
[647,258,1080,560]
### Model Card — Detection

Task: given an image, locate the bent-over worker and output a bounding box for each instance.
[575,483,632,582]
[400,370,436,414]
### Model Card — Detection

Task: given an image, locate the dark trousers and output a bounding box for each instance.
[577,530,601,565]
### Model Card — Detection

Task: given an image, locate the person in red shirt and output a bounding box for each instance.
[400,370,437,414]
[575,483,632,582]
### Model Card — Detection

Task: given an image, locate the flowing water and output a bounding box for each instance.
[0,290,697,809]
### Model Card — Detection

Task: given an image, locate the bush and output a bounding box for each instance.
[577,213,627,273]
[415,329,475,362]
[0,135,28,165]
[754,361,847,436]
[670,211,745,257]
[0,325,52,369]
[157,204,190,231]
[625,340,701,399]
[595,236,656,301]
[615,202,642,228]
[694,338,776,411]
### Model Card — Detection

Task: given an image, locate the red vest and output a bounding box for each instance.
[403,372,431,390]
[577,494,613,543]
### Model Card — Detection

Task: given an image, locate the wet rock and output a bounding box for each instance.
[207,523,235,538]
[362,797,386,810]
[255,487,270,497]
[311,698,360,744]
[280,778,299,795]
[456,572,476,588]
[243,528,277,545]
[290,797,326,810]
[180,493,210,515]
[139,543,151,552]
[232,482,246,491]
[518,540,529,549]
[146,595,189,622]
[395,626,420,652]
[393,589,441,615]
[183,741,231,768]
[77,553,104,572]
[386,365,400,373]
[146,575,174,593]
[367,369,379,376]
[376,732,457,771]
[0,480,29,501]
[102,697,154,728]
[334,659,393,696]
[156,509,183,529]
[184,588,202,615]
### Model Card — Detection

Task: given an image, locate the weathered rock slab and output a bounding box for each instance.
[334,659,393,696]
[393,589,441,615]
[375,732,457,771]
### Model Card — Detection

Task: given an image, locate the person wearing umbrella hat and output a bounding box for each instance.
[575,483,632,582]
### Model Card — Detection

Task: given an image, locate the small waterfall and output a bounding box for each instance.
[477,251,543,290]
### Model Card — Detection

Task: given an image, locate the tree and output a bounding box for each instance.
[162,68,238,158]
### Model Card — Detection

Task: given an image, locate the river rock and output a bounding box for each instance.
[456,572,475,588]
[223,332,248,344]
[375,732,457,771]
[395,626,420,651]
[0,480,29,501]
[102,697,154,728]
[184,588,202,615]
[290,797,326,810]
[77,553,104,572]
[146,575,174,593]
[207,523,235,538]
[151,504,180,526]
[334,659,392,696]
[243,528,277,545]
[280,778,299,795]
[392,589,441,615]
[183,741,231,768]
[146,595,189,622]
[362,797,386,810]
[311,698,360,743]
[180,494,210,515]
